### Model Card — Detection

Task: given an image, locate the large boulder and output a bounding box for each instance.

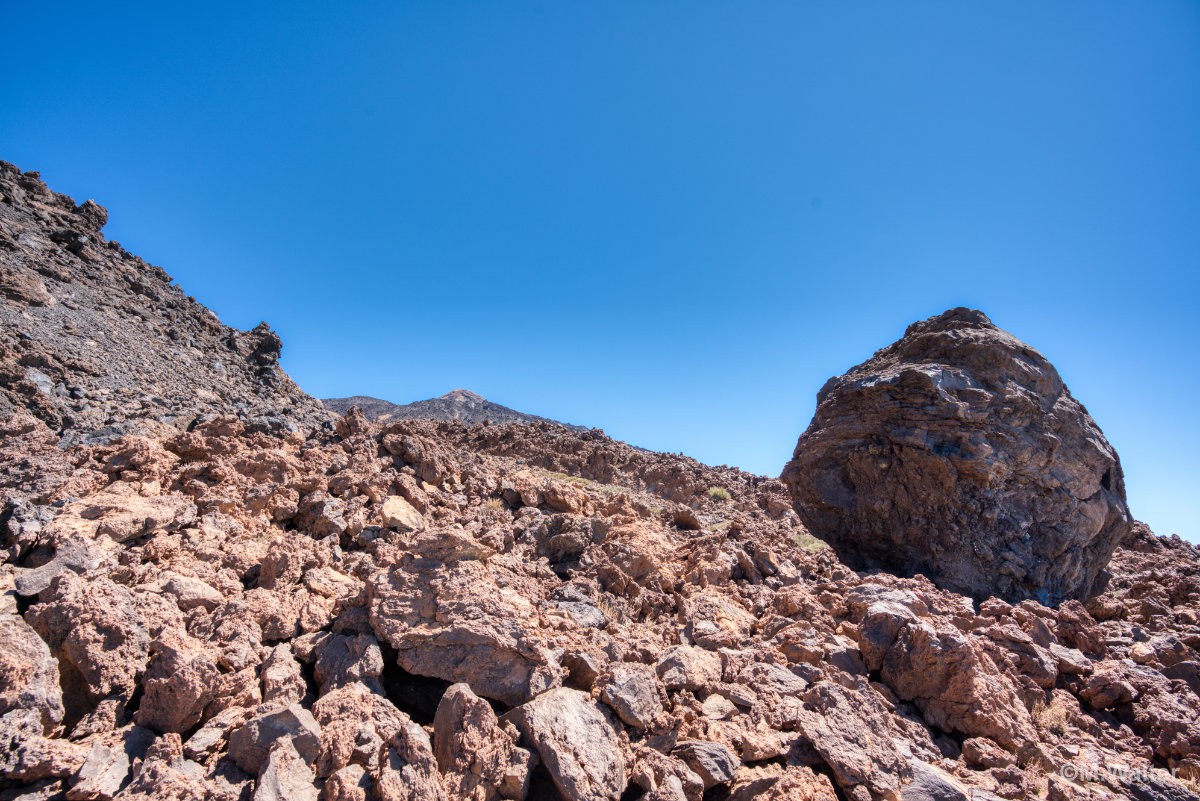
[782,308,1130,604]
[503,688,626,801]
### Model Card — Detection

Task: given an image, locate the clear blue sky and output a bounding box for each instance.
[3,3,1197,541]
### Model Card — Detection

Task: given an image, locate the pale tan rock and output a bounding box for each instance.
[728,765,839,801]
[700,694,736,721]
[42,481,197,545]
[380,495,425,533]
[159,571,223,612]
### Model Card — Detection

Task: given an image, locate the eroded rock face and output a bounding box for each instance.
[782,307,1131,604]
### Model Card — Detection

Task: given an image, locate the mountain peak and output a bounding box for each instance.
[441,389,484,402]
[322,390,582,430]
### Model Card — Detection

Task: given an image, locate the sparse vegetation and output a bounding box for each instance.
[544,470,590,486]
[706,486,731,502]
[536,468,627,499]
[791,531,831,554]
[1036,701,1069,737]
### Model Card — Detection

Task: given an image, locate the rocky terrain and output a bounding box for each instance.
[2,163,1199,801]
[323,391,584,431]
[0,161,331,446]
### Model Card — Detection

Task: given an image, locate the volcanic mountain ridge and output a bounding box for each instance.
[322,390,585,431]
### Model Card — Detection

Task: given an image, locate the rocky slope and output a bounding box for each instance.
[2,164,1199,801]
[323,390,585,431]
[0,161,331,446]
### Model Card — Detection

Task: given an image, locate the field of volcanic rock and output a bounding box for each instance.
[2,160,1199,801]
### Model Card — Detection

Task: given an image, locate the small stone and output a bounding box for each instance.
[672,741,740,790]
[254,738,319,801]
[599,663,662,730]
[228,704,321,775]
[380,495,425,533]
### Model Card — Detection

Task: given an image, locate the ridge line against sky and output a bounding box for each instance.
[2,2,1197,540]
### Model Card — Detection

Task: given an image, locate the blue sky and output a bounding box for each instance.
[3,3,1197,541]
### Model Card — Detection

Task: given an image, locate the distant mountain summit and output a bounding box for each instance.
[322,389,585,430]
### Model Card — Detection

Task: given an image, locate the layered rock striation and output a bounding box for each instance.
[783,307,1131,605]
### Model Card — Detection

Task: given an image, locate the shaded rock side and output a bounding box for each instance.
[782,307,1131,604]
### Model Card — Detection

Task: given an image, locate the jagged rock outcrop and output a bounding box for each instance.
[783,307,1132,604]
[0,161,331,444]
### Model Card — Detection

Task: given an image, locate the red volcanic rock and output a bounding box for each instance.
[504,688,627,801]
[433,683,534,801]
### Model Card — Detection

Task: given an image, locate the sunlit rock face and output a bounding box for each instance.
[782,307,1131,604]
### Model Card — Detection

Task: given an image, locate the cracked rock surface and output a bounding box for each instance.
[783,307,1131,604]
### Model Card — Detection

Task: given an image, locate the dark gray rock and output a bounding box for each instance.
[504,688,625,801]
[598,663,661,730]
[227,704,321,775]
[671,740,740,790]
[782,308,1131,604]
[0,160,332,441]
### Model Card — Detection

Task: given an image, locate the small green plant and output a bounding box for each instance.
[706,486,731,502]
[791,531,830,554]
